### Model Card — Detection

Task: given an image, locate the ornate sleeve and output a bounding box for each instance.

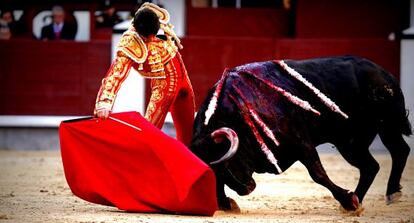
[94,51,134,113]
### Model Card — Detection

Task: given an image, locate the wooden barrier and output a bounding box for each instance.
[295,0,406,38]
[0,40,110,115]
[0,38,399,115]
[186,7,290,37]
[182,37,400,107]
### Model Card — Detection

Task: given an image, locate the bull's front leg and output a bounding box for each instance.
[216,174,241,212]
[299,146,360,211]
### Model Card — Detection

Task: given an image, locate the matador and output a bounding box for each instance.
[94,3,195,146]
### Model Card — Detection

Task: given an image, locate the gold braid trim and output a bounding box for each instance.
[116,30,148,64]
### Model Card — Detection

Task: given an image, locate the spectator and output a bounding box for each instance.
[40,5,77,40]
[0,9,27,39]
[214,0,290,8]
[0,10,13,40]
[191,0,210,7]
[0,21,11,40]
[95,4,122,28]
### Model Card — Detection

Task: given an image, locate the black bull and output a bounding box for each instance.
[190,56,412,211]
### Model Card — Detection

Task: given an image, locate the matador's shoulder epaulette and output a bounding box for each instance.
[116,30,148,64]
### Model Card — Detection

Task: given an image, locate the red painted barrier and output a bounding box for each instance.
[181,37,276,106]
[182,37,400,107]
[295,0,405,38]
[186,7,289,37]
[275,38,400,76]
[0,38,399,115]
[0,40,110,115]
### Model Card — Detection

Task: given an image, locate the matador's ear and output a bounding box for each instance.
[137,2,170,24]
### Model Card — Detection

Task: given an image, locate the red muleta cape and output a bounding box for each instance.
[59,111,217,216]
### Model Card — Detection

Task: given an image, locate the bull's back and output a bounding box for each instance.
[281,56,409,136]
[284,56,400,111]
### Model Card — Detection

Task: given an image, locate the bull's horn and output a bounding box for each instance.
[210,127,239,165]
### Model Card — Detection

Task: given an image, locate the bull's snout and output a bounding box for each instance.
[245,179,256,195]
[225,168,257,196]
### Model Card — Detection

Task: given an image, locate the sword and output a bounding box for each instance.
[108,116,142,132]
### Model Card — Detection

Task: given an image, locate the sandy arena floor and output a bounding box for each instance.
[0,150,413,223]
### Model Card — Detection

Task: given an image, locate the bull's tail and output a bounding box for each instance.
[384,86,413,136]
[379,88,413,137]
[401,110,412,136]
[372,67,413,136]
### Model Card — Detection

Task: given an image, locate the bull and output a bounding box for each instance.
[190,56,412,212]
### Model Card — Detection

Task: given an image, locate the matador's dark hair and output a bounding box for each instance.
[133,8,160,38]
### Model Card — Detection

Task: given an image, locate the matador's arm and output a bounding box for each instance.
[94,27,169,115]
[94,30,149,115]
[94,51,134,114]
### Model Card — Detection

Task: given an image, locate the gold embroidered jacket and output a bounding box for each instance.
[94,25,181,112]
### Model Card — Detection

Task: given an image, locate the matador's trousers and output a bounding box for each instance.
[144,55,195,146]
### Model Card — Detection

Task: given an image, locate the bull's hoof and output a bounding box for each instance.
[339,192,364,217]
[228,198,241,213]
[218,197,241,213]
[385,191,402,205]
[339,204,365,217]
[339,192,359,211]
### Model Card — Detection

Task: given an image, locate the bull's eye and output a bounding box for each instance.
[209,138,230,159]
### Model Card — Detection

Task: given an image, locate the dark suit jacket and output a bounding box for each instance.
[40,23,77,40]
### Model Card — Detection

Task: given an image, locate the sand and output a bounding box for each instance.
[0,150,413,223]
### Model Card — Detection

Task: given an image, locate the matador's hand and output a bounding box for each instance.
[95,108,111,120]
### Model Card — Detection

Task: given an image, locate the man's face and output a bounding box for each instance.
[104,7,115,16]
[53,11,65,24]
[2,12,13,23]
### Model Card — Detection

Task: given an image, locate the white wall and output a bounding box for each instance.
[162,0,186,37]
[111,21,145,115]
[400,0,414,148]
[401,40,414,149]
[73,11,90,41]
